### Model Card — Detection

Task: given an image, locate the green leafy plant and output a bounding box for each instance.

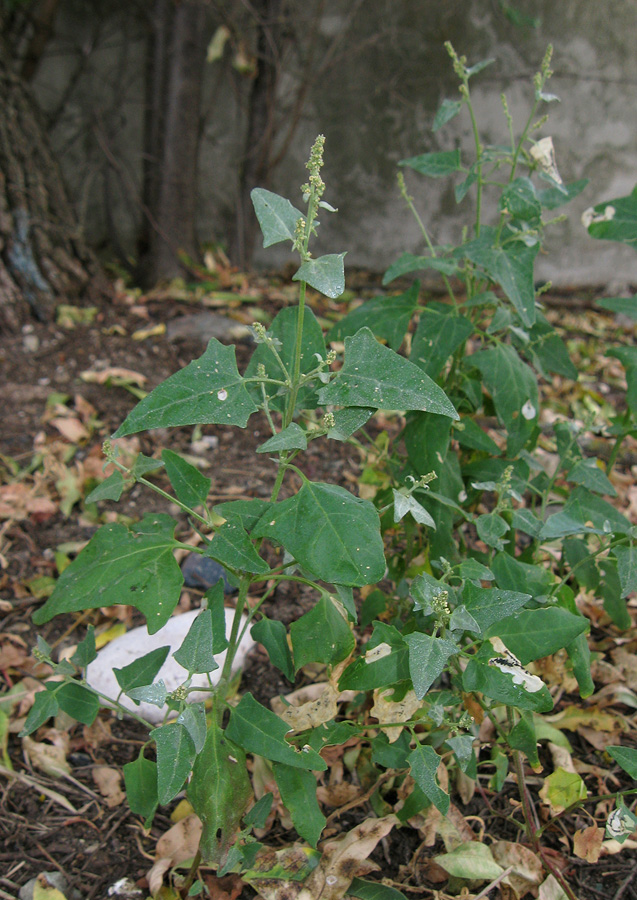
[24,47,637,900]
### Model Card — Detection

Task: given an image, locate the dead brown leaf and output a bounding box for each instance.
[297,815,398,900]
[371,687,421,742]
[272,683,339,733]
[0,633,29,668]
[49,417,90,443]
[203,873,244,900]
[83,717,112,751]
[23,732,71,778]
[572,826,604,863]
[316,782,361,808]
[81,367,147,386]
[148,814,203,895]
[492,841,543,898]
[93,765,125,807]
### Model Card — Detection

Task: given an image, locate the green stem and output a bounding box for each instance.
[507,706,538,846]
[465,91,484,237]
[181,850,202,895]
[606,410,632,475]
[108,455,211,527]
[400,178,458,309]
[217,576,251,700]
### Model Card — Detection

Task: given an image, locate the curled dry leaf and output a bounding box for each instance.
[49,417,91,443]
[23,733,71,778]
[538,873,570,900]
[0,483,57,523]
[316,781,361,808]
[572,826,604,863]
[297,815,398,900]
[147,814,203,896]
[0,633,29,668]
[272,683,339,733]
[455,767,476,806]
[492,841,543,898]
[82,717,112,751]
[93,765,126,807]
[81,367,147,387]
[371,686,421,743]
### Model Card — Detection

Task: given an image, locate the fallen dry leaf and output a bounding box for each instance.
[538,873,569,900]
[0,633,29,668]
[492,840,543,898]
[371,686,421,742]
[298,815,398,900]
[272,683,339,733]
[81,367,147,387]
[83,717,112,751]
[132,323,166,341]
[23,733,71,778]
[148,814,203,896]
[93,765,126,807]
[316,781,361,808]
[572,826,604,863]
[49,417,90,443]
[203,873,244,900]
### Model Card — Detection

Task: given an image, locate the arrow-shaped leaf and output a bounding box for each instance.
[318,328,458,418]
[114,339,257,436]
[32,514,183,634]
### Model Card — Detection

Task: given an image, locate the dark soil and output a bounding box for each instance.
[1,282,636,900]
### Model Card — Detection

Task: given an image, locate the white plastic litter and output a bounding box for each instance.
[86,608,254,724]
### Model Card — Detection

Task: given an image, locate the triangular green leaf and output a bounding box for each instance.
[293,253,346,299]
[113,646,170,692]
[411,310,473,380]
[405,633,458,698]
[251,188,303,247]
[253,480,385,586]
[152,722,196,804]
[162,449,211,507]
[251,617,294,681]
[187,717,252,865]
[328,283,419,351]
[114,339,257,436]
[318,328,458,418]
[85,470,125,503]
[123,752,158,822]
[461,583,531,632]
[204,521,270,575]
[55,682,100,726]
[256,423,307,454]
[226,693,326,770]
[173,609,220,674]
[399,150,462,177]
[32,515,183,634]
[408,743,449,814]
[272,763,326,848]
[290,594,355,670]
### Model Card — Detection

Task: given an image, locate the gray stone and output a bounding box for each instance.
[166,312,250,345]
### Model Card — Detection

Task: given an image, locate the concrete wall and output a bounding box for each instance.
[34,0,637,287]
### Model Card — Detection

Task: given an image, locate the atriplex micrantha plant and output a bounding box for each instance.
[24,46,637,899]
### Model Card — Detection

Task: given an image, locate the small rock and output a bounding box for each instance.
[166,311,250,345]
[23,334,40,352]
[181,554,234,592]
[86,608,254,724]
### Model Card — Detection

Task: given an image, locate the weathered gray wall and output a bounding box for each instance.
[33,0,637,286]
